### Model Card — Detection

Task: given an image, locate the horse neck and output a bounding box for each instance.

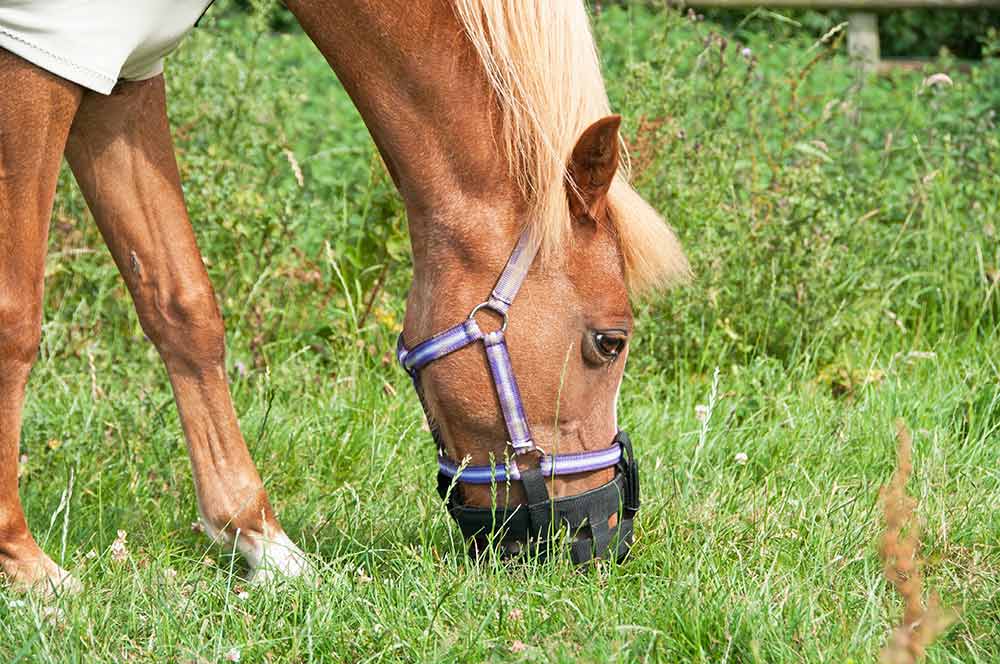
[287,0,525,285]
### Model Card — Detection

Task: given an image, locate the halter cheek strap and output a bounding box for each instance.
[398,229,538,454]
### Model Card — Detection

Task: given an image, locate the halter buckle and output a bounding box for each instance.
[468,301,509,333]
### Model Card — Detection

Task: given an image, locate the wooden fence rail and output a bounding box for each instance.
[681,0,1000,71]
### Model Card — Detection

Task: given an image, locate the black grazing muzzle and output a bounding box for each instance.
[437,431,640,564]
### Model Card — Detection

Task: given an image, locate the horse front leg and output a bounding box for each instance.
[0,49,83,594]
[64,75,308,583]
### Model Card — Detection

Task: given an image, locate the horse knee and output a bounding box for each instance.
[0,300,42,372]
[138,285,226,368]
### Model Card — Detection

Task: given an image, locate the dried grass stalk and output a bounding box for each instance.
[879,420,955,664]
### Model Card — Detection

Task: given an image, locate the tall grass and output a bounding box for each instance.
[879,421,955,664]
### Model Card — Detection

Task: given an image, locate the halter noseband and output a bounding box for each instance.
[397,229,640,564]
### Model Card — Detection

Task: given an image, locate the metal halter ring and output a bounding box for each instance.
[468,301,509,333]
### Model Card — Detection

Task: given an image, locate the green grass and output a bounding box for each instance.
[3,2,999,662]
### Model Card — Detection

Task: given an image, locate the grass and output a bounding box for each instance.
[2,2,999,662]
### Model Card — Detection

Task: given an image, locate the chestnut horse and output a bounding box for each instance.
[0,0,687,593]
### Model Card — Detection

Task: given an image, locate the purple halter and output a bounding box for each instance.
[397,227,641,564]
[396,228,622,478]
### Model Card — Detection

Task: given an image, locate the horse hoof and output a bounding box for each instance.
[245,531,312,586]
[2,558,82,597]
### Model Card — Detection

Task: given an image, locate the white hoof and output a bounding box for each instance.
[243,531,312,585]
[43,566,82,597]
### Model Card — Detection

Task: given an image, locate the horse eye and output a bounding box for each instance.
[593,332,627,360]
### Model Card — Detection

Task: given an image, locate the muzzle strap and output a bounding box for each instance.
[519,466,552,537]
[437,443,623,483]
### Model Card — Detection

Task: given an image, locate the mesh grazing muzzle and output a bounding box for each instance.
[437,431,640,564]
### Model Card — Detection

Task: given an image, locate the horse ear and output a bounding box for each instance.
[567,115,621,220]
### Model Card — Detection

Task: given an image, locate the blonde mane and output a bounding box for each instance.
[452,0,689,293]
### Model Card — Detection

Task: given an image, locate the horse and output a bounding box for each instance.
[0,0,688,594]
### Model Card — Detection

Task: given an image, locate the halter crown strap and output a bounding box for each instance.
[485,229,534,315]
[398,227,539,454]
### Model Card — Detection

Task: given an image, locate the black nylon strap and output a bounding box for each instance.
[589,513,611,559]
[520,466,552,537]
[570,538,593,564]
[519,466,549,505]
[617,431,640,516]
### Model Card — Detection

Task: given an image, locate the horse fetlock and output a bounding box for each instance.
[197,484,276,535]
[0,537,81,595]
[195,509,310,582]
[196,489,288,558]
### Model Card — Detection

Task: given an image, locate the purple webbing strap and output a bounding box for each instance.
[438,442,623,484]
[398,319,483,373]
[398,228,541,453]
[482,331,534,453]
[486,229,535,315]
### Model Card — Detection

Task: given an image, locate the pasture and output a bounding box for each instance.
[2,2,998,661]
